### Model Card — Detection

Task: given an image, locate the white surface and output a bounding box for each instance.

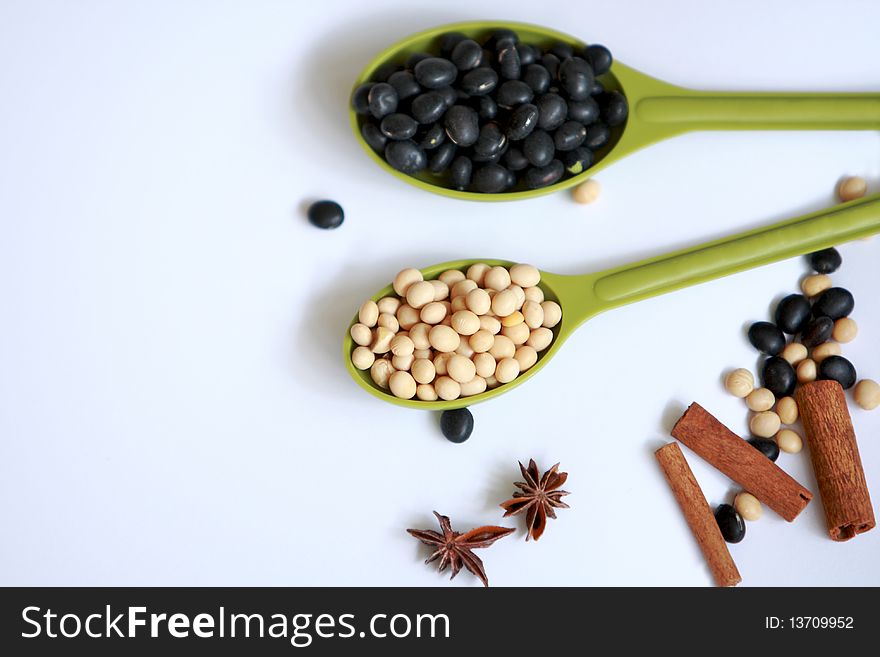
[1,0,879,587]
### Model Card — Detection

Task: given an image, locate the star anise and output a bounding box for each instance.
[500,459,570,541]
[407,511,514,587]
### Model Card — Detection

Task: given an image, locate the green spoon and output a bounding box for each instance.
[344,194,880,409]
[351,20,880,202]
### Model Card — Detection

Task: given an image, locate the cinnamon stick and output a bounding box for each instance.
[797,380,875,541]
[655,443,741,587]
[671,403,812,521]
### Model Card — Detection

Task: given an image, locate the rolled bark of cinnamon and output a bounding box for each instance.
[796,380,875,541]
[656,442,741,587]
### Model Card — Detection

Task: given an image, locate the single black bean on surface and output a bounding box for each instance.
[307,200,344,230]
[384,140,426,173]
[444,105,480,147]
[559,56,594,101]
[351,82,373,114]
[361,123,387,151]
[477,95,497,120]
[562,146,593,174]
[599,91,629,126]
[584,44,612,75]
[507,103,539,140]
[567,97,599,124]
[524,160,564,189]
[498,46,521,80]
[812,287,854,320]
[410,92,446,124]
[419,123,445,150]
[523,64,551,94]
[747,321,786,355]
[801,316,835,348]
[450,156,473,190]
[429,142,457,174]
[762,356,797,397]
[504,147,529,171]
[472,164,510,193]
[460,67,498,96]
[474,122,506,158]
[774,294,812,334]
[748,437,780,462]
[451,39,483,71]
[380,113,418,140]
[808,247,842,274]
[583,122,610,149]
[554,121,587,151]
[536,93,568,131]
[387,71,421,100]
[523,130,555,167]
[819,355,857,389]
[715,504,746,543]
[367,83,398,119]
[496,80,533,108]
[414,57,457,89]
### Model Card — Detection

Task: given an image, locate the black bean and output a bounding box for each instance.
[536,93,568,130]
[444,105,480,146]
[715,504,745,543]
[568,97,600,124]
[370,62,400,83]
[524,159,564,189]
[584,122,610,149]
[808,247,842,274]
[801,316,834,347]
[450,39,483,71]
[361,122,387,151]
[439,32,467,58]
[748,321,786,355]
[436,85,457,108]
[584,44,613,75]
[474,122,506,158]
[550,42,574,60]
[559,56,594,101]
[450,156,473,190]
[590,81,605,96]
[384,140,426,174]
[307,200,344,230]
[818,355,857,389]
[405,52,432,70]
[504,167,517,190]
[523,64,551,94]
[350,82,373,114]
[506,103,539,140]
[504,147,529,171]
[460,67,498,96]
[410,91,447,124]
[498,46,521,79]
[554,121,587,151]
[774,294,812,334]
[367,83,398,119]
[516,43,536,66]
[762,356,797,397]
[600,91,629,126]
[812,287,854,320]
[541,53,560,79]
[419,123,445,150]
[380,113,418,140]
[387,71,421,100]
[477,95,497,120]
[523,129,555,167]
[496,80,533,108]
[428,142,457,174]
[748,437,780,462]
[487,28,518,51]
[472,164,510,193]
[562,146,593,174]
[414,57,457,89]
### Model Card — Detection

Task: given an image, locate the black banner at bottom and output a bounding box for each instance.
[0,587,873,654]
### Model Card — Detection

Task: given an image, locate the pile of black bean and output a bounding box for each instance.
[351,28,627,193]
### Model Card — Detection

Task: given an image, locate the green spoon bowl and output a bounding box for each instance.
[344,194,880,409]
[351,20,880,202]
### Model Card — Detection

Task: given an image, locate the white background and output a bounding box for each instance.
[1,0,879,587]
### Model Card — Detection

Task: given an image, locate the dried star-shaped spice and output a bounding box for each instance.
[500,459,571,541]
[407,511,514,587]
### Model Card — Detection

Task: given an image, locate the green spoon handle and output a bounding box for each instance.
[637,91,880,131]
[586,194,880,315]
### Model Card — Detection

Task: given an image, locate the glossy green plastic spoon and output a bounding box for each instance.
[351,20,880,201]
[344,194,880,409]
